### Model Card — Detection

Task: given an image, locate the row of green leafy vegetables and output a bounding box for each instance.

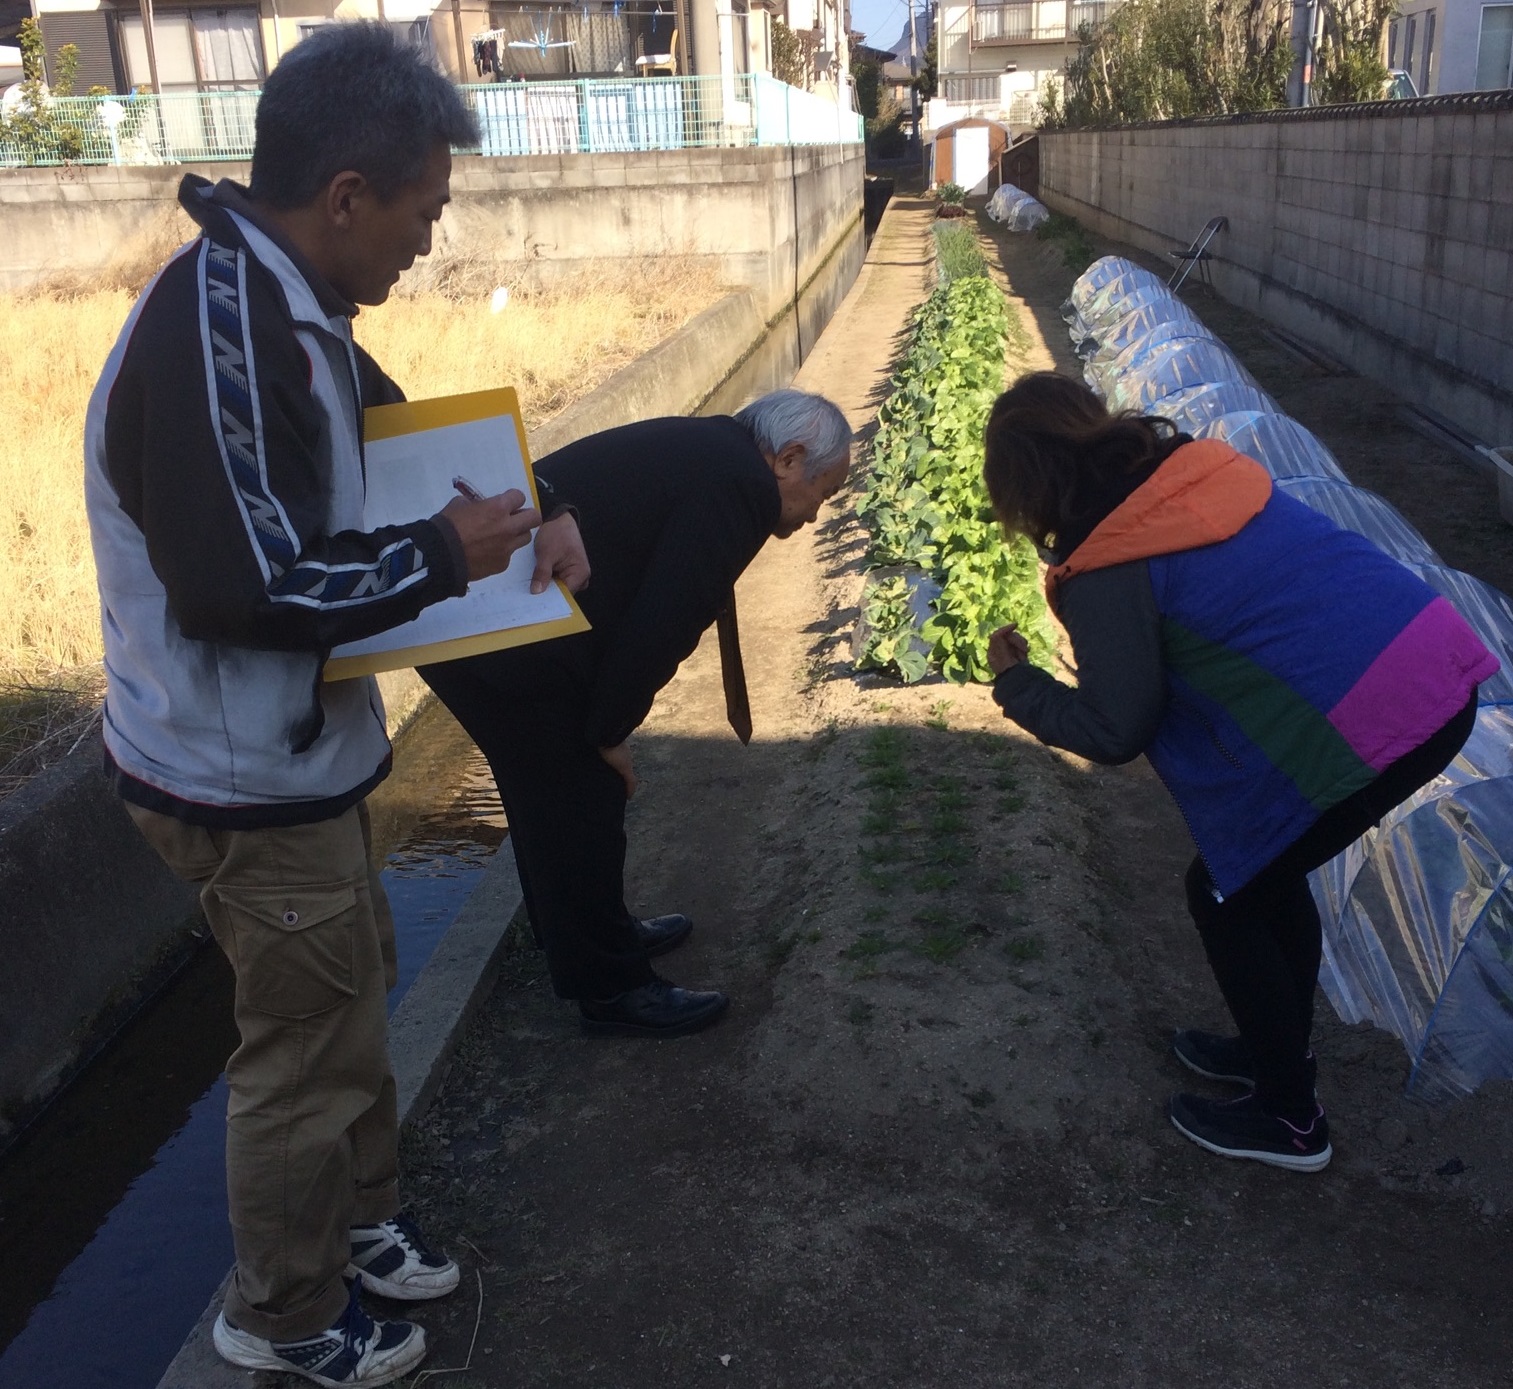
[854,222,1055,685]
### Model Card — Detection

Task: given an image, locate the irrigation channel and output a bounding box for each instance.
[0,701,504,1389]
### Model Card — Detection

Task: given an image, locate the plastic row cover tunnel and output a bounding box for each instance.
[1062,257,1513,1102]
[986,182,1050,232]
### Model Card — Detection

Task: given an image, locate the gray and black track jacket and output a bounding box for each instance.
[84,176,468,828]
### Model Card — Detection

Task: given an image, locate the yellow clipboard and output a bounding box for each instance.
[324,386,590,681]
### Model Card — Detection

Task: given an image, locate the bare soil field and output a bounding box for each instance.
[376,199,1513,1388]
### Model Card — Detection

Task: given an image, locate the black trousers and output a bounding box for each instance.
[1184,694,1478,1119]
[419,657,655,1002]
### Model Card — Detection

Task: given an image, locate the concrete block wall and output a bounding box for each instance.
[1039,93,1513,447]
[0,145,866,330]
[436,143,864,325]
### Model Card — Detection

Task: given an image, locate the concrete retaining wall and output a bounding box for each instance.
[1039,92,1513,447]
[0,745,198,1140]
[0,144,865,326]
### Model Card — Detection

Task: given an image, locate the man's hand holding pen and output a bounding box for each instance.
[440,475,591,593]
[439,481,540,582]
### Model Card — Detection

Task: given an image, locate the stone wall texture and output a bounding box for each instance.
[1039,94,1513,447]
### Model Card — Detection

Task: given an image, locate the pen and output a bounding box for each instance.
[451,475,485,503]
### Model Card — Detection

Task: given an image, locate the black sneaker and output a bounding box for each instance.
[348,1213,460,1301]
[1172,1029,1255,1086]
[213,1279,425,1386]
[1169,1091,1332,1172]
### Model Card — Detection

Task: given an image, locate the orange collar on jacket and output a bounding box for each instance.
[1044,440,1273,612]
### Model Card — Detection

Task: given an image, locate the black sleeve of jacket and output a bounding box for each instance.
[991,560,1166,764]
[583,477,775,748]
[104,251,465,652]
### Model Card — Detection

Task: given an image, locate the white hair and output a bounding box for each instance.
[735,390,852,480]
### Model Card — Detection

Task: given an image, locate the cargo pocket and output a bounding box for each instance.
[213,882,360,1020]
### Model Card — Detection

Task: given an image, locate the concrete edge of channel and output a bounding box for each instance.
[154,851,528,1389]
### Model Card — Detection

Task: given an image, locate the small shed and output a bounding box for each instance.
[930,118,1011,196]
[999,133,1040,199]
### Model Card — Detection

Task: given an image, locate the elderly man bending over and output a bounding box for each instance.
[421,390,851,1036]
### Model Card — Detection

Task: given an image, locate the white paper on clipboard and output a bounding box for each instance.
[324,387,588,681]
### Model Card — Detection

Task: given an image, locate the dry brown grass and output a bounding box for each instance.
[0,252,725,794]
[359,254,724,425]
[0,289,134,678]
[0,668,105,802]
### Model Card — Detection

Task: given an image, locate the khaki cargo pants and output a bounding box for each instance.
[128,801,401,1342]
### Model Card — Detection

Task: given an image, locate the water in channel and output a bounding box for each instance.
[0,701,504,1389]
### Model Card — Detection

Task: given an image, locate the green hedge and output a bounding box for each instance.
[856,271,1055,684]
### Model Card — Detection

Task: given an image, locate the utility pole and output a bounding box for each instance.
[907,0,919,146]
[1287,0,1319,106]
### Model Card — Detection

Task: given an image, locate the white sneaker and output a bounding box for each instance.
[212,1281,426,1386]
[347,1213,461,1301]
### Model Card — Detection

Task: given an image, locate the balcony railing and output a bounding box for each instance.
[0,73,861,168]
[1069,0,1114,30]
[972,1,1068,43]
[970,0,1119,42]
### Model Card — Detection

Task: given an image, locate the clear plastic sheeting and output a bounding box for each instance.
[1104,338,1258,413]
[1061,256,1149,324]
[1063,262,1167,344]
[985,182,1050,231]
[1155,382,1281,434]
[1276,478,1442,565]
[1075,296,1207,364]
[1085,323,1218,398]
[1314,705,1513,1102]
[1062,258,1513,1102]
[1199,413,1348,482]
[1070,280,1174,347]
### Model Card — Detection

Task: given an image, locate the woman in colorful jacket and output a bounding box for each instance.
[982,371,1497,1173]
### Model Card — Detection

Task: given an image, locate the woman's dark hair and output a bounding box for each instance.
[249,22,479,210]
[982,371,1179,550]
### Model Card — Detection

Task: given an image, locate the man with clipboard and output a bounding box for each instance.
[83,24,589,1387]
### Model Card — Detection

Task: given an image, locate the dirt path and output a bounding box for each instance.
[385,198,1513,1389]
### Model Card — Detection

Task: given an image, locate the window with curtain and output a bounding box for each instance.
[119,8,264,91]
[193,9,263,89]
[1476,4,1513,88]
[1420,9,1435,92]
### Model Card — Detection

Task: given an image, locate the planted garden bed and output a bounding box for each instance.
[854,225,1053,684]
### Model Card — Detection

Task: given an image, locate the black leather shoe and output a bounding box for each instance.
[636,913,694,958]
[580,977,729,1037]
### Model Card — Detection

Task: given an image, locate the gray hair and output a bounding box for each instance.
[735,390,852,479]
[249,21,479,209]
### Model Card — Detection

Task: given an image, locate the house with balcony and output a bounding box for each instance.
[926,0,1120,132]
[25,0,792,98]
[15,0,858,165]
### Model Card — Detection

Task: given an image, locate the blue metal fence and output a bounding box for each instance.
[0,73,862,168]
